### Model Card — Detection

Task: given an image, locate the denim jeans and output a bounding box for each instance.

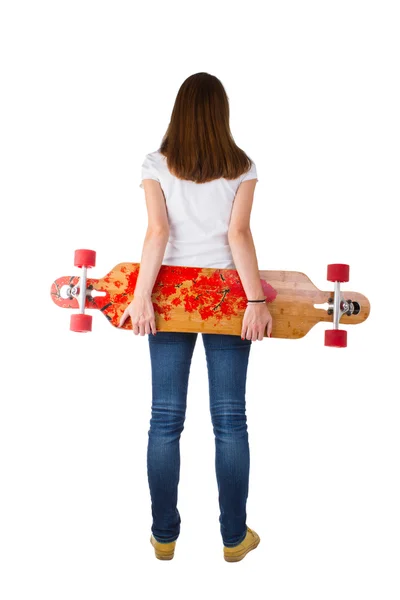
[147,330,252,547]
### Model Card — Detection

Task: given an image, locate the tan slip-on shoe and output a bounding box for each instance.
[223,526,260,562]
[150,534,177,560]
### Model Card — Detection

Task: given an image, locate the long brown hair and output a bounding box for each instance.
[159,73,253,184]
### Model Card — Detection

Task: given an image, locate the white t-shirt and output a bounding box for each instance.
[139,150,258,269]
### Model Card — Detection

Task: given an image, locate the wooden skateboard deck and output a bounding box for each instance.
[50,261,370,341]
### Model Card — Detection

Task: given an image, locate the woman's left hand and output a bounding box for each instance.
[118,295,157,335]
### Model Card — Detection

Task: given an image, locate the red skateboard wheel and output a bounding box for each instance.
[74,249,96,268]
[324,329,347,348]
[327,264,349,283]
[70,313,92,333]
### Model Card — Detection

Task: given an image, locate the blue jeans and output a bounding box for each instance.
[147,331,252,547]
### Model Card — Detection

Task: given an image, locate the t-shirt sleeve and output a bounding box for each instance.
[139,153,160,188]
[240,161,258,184]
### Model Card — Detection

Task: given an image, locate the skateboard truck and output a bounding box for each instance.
[324,264,358,348]
[69,249,97,333]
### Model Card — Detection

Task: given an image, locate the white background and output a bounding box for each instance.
[1,1,399,599]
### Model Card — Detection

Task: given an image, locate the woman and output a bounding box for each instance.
[118,73,273,562]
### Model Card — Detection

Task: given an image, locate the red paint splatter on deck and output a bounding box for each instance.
[148,266,278,323]
[260,279,278,303]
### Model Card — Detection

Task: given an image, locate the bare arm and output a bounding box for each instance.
[134,228,169,298]
[228,179,273,340]
[228,229,265,300]
[228,179,264,300]
[134,179,169,297]
[118,179,169,334]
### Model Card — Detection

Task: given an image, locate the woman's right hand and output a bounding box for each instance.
[241,303,273,341]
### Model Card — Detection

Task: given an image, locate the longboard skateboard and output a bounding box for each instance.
[50,250,370,347]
